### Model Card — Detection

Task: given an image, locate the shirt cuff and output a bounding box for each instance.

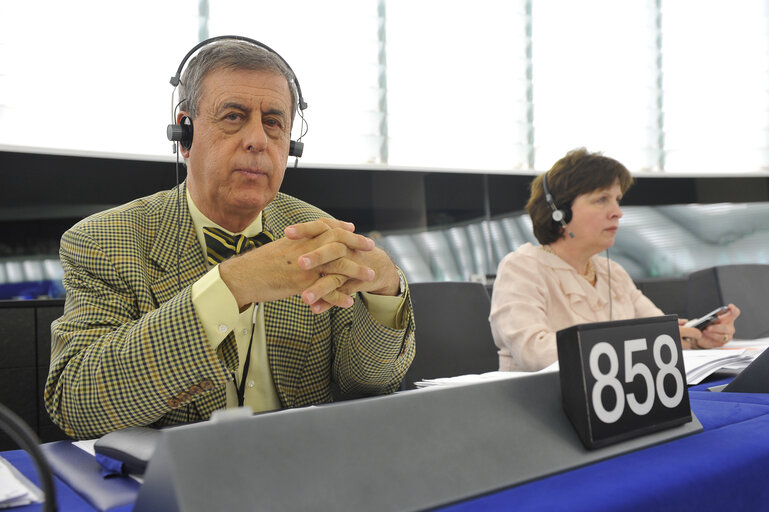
[360,268,409,329]
[359,292,408,329]
[191,266,241,351]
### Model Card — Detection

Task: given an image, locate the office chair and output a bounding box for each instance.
[403,281,499,389]
[686,264,769,339]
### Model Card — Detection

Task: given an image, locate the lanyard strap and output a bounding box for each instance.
[234,304,258,408]
[235,334,254,407]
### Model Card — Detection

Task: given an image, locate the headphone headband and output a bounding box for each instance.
[169,35,307,111]
[542,169,555,206]
[166,35,306,158]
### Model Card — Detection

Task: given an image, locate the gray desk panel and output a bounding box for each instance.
[136,371,702,512]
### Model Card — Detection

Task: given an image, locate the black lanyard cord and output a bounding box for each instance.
[235,334,254,407]
[234,305,258,407]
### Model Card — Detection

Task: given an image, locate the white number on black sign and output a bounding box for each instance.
[589,334,684,424]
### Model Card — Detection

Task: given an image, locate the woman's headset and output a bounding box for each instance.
[542,170,574,238]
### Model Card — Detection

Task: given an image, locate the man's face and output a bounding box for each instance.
[182,67,292,230]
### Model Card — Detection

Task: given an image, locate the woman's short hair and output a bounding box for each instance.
[178,39,299,125]
[527,148,634,245]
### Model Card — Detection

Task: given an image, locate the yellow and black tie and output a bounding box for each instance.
[202,226,274,265]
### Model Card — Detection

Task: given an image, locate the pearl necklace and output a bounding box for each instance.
[541,245,597,285]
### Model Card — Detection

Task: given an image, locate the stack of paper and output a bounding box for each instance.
[0,455,43,508]
[415,339,769,389]
[683,337,769,385]
[720,338,769,350]
[415,371,522,388]
[683,349,759,385]
[415,362,559,388]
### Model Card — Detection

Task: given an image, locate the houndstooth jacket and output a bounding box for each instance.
[45,185,415,439]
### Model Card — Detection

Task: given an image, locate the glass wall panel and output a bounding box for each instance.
[0,0,198,157]
[385,0,530,171]
[530,0,660,171]
[207,0,382,165]
[661,0,769,173]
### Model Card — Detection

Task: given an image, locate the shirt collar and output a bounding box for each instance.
[186,187,264,263]
[529,243,606,301]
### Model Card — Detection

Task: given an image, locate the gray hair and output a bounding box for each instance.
[178,39,299,125]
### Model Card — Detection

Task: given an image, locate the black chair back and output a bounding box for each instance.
[404,281,499,389]
[686,264,769,339]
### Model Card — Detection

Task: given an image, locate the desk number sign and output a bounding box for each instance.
[557,315,692,449]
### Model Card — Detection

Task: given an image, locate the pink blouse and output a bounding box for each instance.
[489,243,663,371]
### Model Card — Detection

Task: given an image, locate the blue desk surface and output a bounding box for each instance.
[6,381,769,512]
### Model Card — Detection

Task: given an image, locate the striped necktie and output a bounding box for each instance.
[202,226,274,265]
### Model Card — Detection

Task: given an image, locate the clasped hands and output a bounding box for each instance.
[219,218,400,314]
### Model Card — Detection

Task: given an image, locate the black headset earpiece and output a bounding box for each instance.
[289,140,304,158]
[166,115,193,151]
[542,170,574,238]
[166,35,307,158]
[167,116,304,157]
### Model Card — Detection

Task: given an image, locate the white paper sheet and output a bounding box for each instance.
[0,455,42,508]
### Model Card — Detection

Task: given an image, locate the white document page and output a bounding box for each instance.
[0,455,43,508]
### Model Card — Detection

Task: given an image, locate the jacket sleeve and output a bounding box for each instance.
[264,194,416,399]
[330,278,415,397]
[44,225,230,439]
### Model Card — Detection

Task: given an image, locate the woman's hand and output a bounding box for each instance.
[679,319,703,349]
[680,304,741,349]
[698,304,741,348]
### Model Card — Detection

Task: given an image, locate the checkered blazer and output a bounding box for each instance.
[45,185,415,439]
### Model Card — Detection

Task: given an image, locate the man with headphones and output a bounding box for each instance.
[44,37,415,440]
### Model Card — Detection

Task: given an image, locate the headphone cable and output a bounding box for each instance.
[170,88,185,292]
[606,247,613,321]
[175,150,182,293]
[0,403,57,511]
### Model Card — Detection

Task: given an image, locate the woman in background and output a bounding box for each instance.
[489,148,740,372]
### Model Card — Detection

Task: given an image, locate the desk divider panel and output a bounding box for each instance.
[135,371,702,512]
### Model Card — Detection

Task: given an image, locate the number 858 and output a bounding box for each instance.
[589,335,685,424]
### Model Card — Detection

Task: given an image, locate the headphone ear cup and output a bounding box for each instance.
[166,115,194,150]
[552,209,564,223]
[562,206,573,225]
[289,140,304,158]
[179,116,193,150]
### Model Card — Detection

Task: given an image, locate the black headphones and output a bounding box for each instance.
[166,35,307,158]
[542,170,574,238]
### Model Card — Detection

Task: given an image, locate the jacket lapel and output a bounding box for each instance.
[147,185,225,421]
[149,184,207,304]
[262,196,314,408]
